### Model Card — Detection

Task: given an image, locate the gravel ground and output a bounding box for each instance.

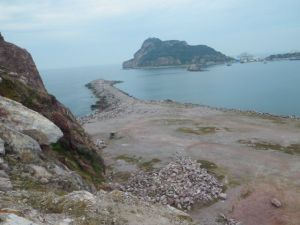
[82,79,300,225]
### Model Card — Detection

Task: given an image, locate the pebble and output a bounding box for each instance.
[271,198,282,208]
[219,193,227,200]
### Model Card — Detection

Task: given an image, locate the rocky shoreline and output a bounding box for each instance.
[78,79,299,125]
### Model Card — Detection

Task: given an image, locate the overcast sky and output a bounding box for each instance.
[1,0,300,69]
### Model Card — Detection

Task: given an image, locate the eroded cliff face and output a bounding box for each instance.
[0,34,104,187]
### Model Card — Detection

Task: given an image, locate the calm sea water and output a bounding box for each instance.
[41,60,300,117]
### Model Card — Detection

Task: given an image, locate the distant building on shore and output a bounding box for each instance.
[238,52,254,63]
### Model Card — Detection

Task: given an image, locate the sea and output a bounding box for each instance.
[41,60,300,117]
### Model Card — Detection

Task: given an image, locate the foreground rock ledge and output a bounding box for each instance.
[0,190,194,225]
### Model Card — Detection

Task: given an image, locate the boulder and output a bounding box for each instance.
[0,124,41,155]
[58,190,97,210]
[22,129,50,146]
[30,165,52,178]
[0,96,63,144]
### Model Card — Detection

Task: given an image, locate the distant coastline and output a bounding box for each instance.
[265,52,300,61]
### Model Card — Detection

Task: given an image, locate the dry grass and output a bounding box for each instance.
[177,126,219,135]
[115,155,161,172]
[238,139,300,155]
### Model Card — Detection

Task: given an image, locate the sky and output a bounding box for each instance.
[1,0,300,69]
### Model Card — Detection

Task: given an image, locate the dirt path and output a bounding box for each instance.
[82,79,300,225]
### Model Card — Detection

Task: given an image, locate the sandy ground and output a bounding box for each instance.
[82,79,300,225]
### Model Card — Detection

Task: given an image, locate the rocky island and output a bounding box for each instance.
[123,38,233,69]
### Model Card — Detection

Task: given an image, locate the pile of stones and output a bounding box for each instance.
[120,155,223,210]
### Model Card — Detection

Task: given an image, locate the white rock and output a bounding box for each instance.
[0,214,38,225]
[63,190,97,206]
[0,96,63,143]
[0,123,41,154]
[30,165,52,178]
[219,193,227,200]
[271,198,282,208]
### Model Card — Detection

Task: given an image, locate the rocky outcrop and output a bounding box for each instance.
[0,95,93,192]
[0,34,105,186]
[0,34,46,92]
[0,123,41,155]
[0,96,63,144]
[123,37,232,68]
